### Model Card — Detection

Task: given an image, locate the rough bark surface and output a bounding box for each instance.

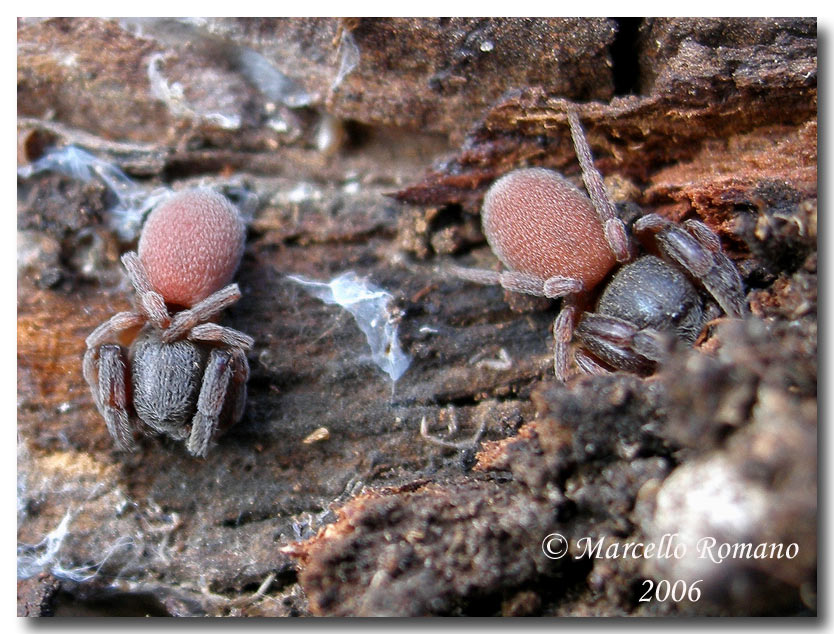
[18,17,816,616]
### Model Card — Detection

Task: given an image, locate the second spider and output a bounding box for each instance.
[447,106,749,381]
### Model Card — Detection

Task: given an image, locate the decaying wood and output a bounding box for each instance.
[18,17,816,616]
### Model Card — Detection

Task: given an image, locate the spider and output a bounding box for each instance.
[446,106,749,381]
[83,189,254,457]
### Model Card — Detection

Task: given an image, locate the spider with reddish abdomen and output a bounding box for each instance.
[447,106,749,381]
[83,189,253,457]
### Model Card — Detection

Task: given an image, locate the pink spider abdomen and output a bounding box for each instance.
[481,168,616,290]
[138,189,246,307]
